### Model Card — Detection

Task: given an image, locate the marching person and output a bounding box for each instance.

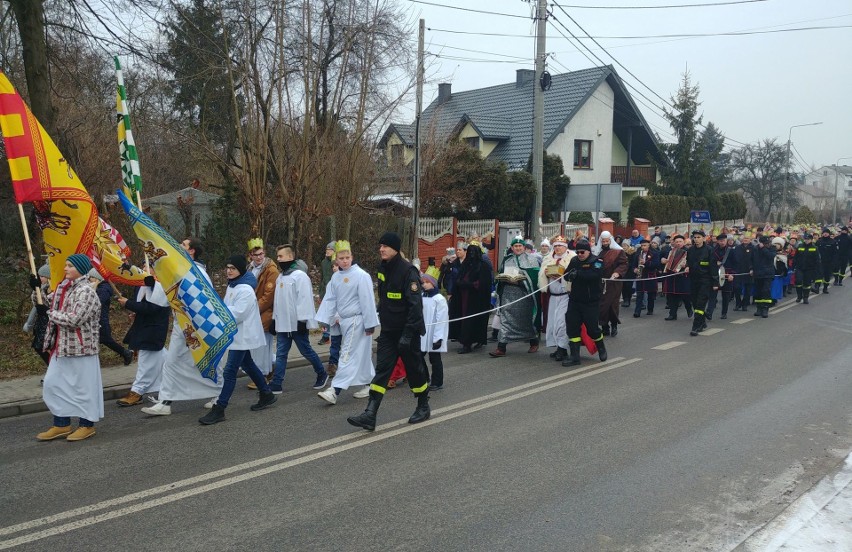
[685,230,719,336]
[114,275,171,407]
[199,256,277,425]
[420,273,449,390]
[490,237,541,357]
[348,232,430,431]
[37,254,103,442]
[448,243,492,354]
[314,241,378,405]
[732,234,755,311]
[630,238,661,317]
[834,226,852,285]
[88,269,134,365]
[816,228,837,294]
[562,240,607,367]
[247,238,279,389]
[269,244,329,394]
[707,234,736,320]
[142,238,222,416]
[751,235,776,318]
[661,235,692,321]
[537,236,575,361]
[594,231,628,337]
[794,233,820,304]
[318,241,335,345]
[26,264,52,366]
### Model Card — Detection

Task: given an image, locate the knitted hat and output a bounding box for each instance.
[651,236,661,244]
[66,254,92,276]
[420,273,438,289]
[510,236,525,246]
[540,238,551,248]
[87,268,104,282]
[37,264,50,278]
[575,240,591,252]
[326,241,337,251]
[227,255,247,276]
[379,232,401,252]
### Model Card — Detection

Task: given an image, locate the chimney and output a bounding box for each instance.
[516,69,535,87]
[437,83,452,104]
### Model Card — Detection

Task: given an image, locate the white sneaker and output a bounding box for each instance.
[141,402,172,416]
[353,386,370,399]
[318,387,337,405]
[203,399,216,409]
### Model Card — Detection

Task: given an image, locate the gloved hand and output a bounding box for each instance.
[144,275,155,288]
[398,333,413,351]
[269,322,277,336]
[29,274,40,290]
[297,320,308,334]
[564,269,578,282]
[432,339,442,351]
[35,303,48,315]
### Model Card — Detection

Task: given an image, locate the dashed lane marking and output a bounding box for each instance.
[652,341,687,350]
[730,318,754,324]
[699,328,725,336]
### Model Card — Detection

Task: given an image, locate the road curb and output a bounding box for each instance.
[0,353,330,420]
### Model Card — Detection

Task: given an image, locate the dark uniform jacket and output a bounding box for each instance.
[733,243,755,274]
[123,295,171,351]
[565,253,603,304]
[686,244,719,285]
[835,233,852,263]
[751,244,776,279]
[794,242,820,272]
[816,236,837,268]
[377,254,425,338]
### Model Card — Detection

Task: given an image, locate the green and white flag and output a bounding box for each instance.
[115,56,142,204]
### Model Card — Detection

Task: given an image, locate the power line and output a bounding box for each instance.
[408,0,530,19]
[429,24,852,39]
[431,44,531,60]
[427,52,524,64]
[558,0,768,9]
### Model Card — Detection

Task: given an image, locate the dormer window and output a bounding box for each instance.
[464,136,480,150]
[390,144,404,165]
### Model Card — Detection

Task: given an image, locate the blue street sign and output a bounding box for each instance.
[690,210,711,223]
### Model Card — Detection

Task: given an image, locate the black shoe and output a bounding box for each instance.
[621,301,630,307]
[705,312,713,321]
[347,396,381,431]
[664,313,677,321]
[690,329,699,336]
[823,287,829,294]
[553,347,567,362]
[250,391,277,411]
[633,312,641,318]
[562,343,582,367]
[199,404,225,425]
[720,313,727,319]
[596,340,607,362]
[122,350,134,366]
[408,393,430,424]
[610,324,618,337]
[646,310,653,315]
[457,346,472,354]
[317,337,330,346]
[761,307,769,318]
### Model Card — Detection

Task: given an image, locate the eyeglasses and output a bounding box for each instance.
[250,251,264,257]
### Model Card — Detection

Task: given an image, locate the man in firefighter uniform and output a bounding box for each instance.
[685,230,719,336]
[561,240,607,367]
[348,232,429,431]
[794,233,820,304]
[834,226,852,285]
[815,228,837,294]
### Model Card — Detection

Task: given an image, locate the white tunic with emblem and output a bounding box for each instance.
[272,267,319,331]
[421,293,448,353]
[158,262,223,401]
[538,251,576,349]
[315,264,378,390]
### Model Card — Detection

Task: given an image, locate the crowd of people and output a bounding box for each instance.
[24,223,852,441]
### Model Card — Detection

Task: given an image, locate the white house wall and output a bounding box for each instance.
[547,80,614,185]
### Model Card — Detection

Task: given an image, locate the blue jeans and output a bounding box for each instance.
[54,415,93,427]
[217,349,270,408]
[329,334,342,365]
[272,331,326,387]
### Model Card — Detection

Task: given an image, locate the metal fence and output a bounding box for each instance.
[457,220,495,239]
[417,217,453,242]
[659,219,744,238]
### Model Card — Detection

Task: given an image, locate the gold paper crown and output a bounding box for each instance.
[335,240,352,254]
[247,237,264,250]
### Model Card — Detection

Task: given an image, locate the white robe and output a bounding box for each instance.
[273,268,319,331]
[539,253,574,350]
[251,333,275,375]
[315,264,378,390]
[43,355,104,422]
[130,283,168,395]
[421,294,448,353]
[158,262,223,401]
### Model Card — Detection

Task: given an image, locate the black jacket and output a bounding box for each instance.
[794,242,820,272]
[751,244,776,279]
[686,243,719,286]
[835,233,852,261]
[733,243,755,274]
[816,236,837,266]
[377,254,425,337]
[565,253,603,304]
[123,295,171,351]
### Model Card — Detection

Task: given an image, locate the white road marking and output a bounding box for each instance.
[699,328,725,336]
[0,357,641,549]
[652,341,687,350]
[730,318,754,324]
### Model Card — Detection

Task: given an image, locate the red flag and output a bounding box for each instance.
[581,324,598,355]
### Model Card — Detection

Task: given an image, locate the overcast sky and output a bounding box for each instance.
[399,0,851,171]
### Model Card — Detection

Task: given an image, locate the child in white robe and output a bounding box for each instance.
[420,274,448,390]
[315,241,378,404]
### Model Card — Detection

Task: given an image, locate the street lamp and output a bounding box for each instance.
[834,156,852,224]
[783,122,822,221]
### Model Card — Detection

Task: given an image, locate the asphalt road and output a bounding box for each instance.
[1,289,851,552]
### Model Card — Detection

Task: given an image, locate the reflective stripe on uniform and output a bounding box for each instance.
[569,337,582,343]
[699,261,709,266]
[755,299,773,304]
[594,335,603,342]
[411,382,428,394]
[377,272,385,281]
[387,292,402,299]
[694,309,704,315]
[370,384,387,394]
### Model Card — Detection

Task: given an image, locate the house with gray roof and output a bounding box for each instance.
[377,65,664,219]
[803,165,852,214]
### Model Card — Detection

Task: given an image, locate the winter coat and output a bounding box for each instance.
[751,245,776,279]
[253,259,279,333]
[44,276,101,357]
[123,286,171,351]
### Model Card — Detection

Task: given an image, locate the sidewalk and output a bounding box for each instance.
[0,338,335,419]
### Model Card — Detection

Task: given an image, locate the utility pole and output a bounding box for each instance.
[530,0,547,242]
[783,122,822,222]
[412,19,424,259]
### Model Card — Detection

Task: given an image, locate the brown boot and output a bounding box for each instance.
[327,363,338,378]
[116,391,144,407]
[36,426,72,441]
[66,427,97,441]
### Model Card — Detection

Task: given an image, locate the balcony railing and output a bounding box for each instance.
[611,165,656,186]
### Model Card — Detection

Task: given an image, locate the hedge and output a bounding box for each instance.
[628,193,747,224]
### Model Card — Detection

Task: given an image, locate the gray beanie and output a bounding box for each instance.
[326,241,336,251]
[37,264,50,278]
[87,268,104,282]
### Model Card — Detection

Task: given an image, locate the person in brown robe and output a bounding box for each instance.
[594,231,628,336]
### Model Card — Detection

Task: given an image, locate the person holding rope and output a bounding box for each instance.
[490,236,541,358]
[561,240,607,367]
[662,235,692,321]
[538,236,575,362]
[685,230,719,336]
[630,238,661,318]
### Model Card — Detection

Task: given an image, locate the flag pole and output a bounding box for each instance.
[17,204,44,304]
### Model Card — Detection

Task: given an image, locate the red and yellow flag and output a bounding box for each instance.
[0,73,146,287]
